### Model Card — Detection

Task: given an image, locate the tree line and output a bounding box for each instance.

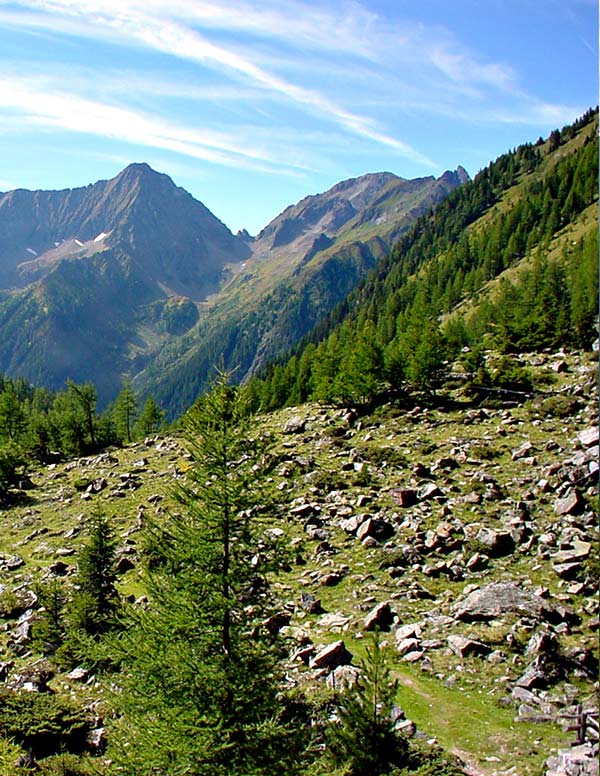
[0,377,166,497]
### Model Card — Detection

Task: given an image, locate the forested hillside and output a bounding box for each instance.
[250,109,598,410]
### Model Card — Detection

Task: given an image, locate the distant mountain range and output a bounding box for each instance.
[0,162,468,411]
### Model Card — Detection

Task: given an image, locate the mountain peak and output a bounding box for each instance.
[114,162,170,187]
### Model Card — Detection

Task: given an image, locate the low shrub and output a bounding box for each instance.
[0,689,90,759]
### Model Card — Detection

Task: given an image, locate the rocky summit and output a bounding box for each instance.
[0,347,597,775]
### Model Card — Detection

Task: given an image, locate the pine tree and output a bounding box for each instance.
[69,510,119,637]
[134,396,166,437]
[110,374,307,776]
[66,380,97,450]
[324,633,408,776]
[0,388,27,442]
[113,381,138,443]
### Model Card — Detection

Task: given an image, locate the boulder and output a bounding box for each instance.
[357,518,394,543]
[310,640,353,670]
[512,441,534,460]
[283,416,306,434]
[300,593,323,614]
[577,427,599,448]
[395,623,422,643]
[515,665,551,690]
[68,667,90,682]
[555,490,585,516]
[5,555,25,571]
[397,637,421,657]
[364,602,395,632]
[340,514,368,534]
[447,634,491,657]
[475,527,515,557]
[453,582,559,623]
[466,552,489,572]
[552,541,592,565]
[326,664,360,691]
[390,488,418,507]
[545,744,599,776]
[86,727,107,753]
[419,482,445,500]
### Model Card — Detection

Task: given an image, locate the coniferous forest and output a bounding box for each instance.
[0,111,597,776]
[248,108,597,411]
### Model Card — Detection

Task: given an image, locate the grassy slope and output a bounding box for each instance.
[0,347,597,775]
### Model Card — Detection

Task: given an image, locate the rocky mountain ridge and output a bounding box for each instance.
[0,164,466,408]
[0,347,597,775]
[0,162,248,297]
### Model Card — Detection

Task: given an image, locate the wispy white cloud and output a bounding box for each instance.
[0,75,311,175]
[0,0,586,177]
[0,0,434,165]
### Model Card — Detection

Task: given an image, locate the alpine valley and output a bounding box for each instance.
[0,110,597,776]
[0,162,468,414]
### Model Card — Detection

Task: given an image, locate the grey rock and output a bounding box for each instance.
[555,490,585,516]
[553,561,584,580]
[364,602,395,632]
[326,664,360,691]
[447,634,491,657]
[87,727,107,753]
[5,555,25,571]
[516,665,550,690]
[466,552,489,571]
[300,593,323,614]
[578,427,599,448]
[397,637,420,656]
[475,527,515,557]
[453,582,559,623]
[68,667,89,682]
[552,540,592,564]
[418,482,444,500]
[356,518,394,543]
[283,416,306,434]
[395,623,422,643]
[395,718,417,736]
[511,686,540,705]
[545,744,599,776]
[512,441,534,460]
[526,632,559,657]
[390,488,418,507]
[310,640,353,670]
[340,514,368,534]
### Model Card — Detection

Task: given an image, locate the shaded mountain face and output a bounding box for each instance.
[0,163,248,297]
[0,164,467,409]
[132,168,468,416]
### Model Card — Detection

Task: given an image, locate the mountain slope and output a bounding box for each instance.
[0,164,251,400]
[133,168,467,415]
[250,109,598,410]
[0,165,465,410]
[0,347,596,776]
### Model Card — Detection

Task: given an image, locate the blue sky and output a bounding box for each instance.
[0,0,597,234]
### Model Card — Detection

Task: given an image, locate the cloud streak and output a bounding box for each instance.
[0,0,435,165]
[0,0,587,181]
[0,75,312,175]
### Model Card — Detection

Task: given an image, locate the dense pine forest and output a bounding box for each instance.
[0,111,597,776]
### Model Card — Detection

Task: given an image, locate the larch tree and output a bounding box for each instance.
[113,381,138,443]
[110,374,308,776]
